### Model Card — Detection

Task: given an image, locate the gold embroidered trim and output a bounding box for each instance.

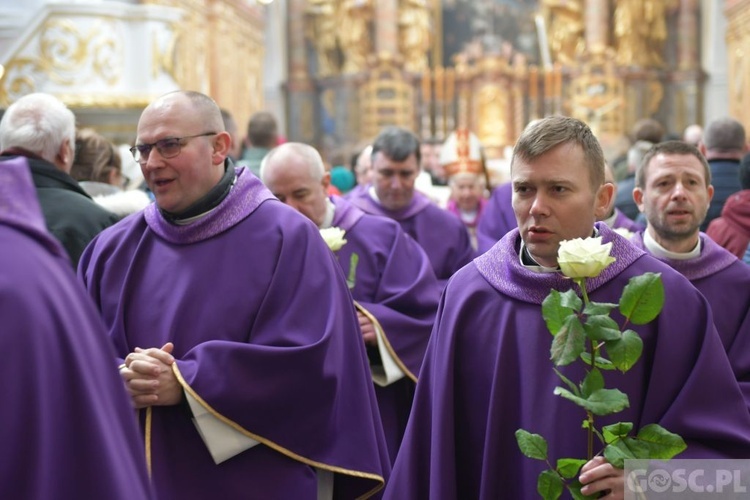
[354,301,418,383]
[170,363,385,496]
[144,407,153,476]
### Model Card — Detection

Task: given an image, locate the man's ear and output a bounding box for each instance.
[594,182,615,220]
[211,131,231,165]
[633,186,645,212]
[321,172,331,191]
[57,138,74,173]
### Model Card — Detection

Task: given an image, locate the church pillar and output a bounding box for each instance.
[584,0,609,53]
[677,0,700,69]
[375,0,399,56]
[286,0,316,144]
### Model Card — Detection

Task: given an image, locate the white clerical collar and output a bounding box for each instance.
[367,185,380,203]
[459,208,479,224]
[319,198,336,229]
[643,229,700,260]
[602,210,617,228]
[518,239,561,274]
[518,227,600,274]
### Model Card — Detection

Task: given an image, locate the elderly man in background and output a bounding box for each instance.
[441,129,489,250]
[0,93,118,267]
[262,142,440,464]
[78,90,390,499]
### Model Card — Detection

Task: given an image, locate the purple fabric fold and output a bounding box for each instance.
[0,158,153,499]
[331,195,440,463]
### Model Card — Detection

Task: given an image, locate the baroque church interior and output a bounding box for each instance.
[1,0,747,184]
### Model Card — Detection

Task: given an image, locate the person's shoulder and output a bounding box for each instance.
[624,251,703,294]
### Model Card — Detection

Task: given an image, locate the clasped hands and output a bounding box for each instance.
[120,342,183,409]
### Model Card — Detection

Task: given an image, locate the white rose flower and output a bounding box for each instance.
[557,236,616,279]
[319,227,347,252]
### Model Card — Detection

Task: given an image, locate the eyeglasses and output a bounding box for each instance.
[129,132,217,164]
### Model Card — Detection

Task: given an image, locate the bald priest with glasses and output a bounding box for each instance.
[78,90,391,499]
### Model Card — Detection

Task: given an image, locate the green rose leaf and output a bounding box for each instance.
[602,422,634,444]
[551,316,586,366]
[635,424,688,460]
[583,301,618,316]
[567,480,599,500]
[556,387,630,416]
[605,329,644,372]
[603,437,647,468]
[543,290,582,335]
[619,272,664,325]
[580,368,604,398]
[586,389,630,415]
[516,429,549,460]
[556,458,587,479]
[580,352,615,371]
[537,469,564,500]
[584,315,622,342]
[553,368,581,397]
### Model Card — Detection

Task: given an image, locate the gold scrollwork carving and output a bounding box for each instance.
[0,58,45,106]
[39,19,123,86]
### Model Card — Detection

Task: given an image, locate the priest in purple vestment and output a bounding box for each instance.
[347,126,475,286]
[261,142,440,464]
[476,164,644,254]
[384,116,750,500]
[631,140,750,409]
[78,91,390,499]
[0,156,153,499]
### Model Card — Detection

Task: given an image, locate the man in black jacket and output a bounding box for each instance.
[0,93,118,268]
[699,117,748,231]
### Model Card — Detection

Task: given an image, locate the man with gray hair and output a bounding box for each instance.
[0,93,118,267]
[700,117,748,230]
[261,142,440,464]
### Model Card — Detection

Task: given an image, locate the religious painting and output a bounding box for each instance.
[441,0,541,67]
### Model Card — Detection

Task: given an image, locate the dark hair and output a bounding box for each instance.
[631,118,665,144]
[512,115,605,189]
[703,117,747,153]
[636,140,711,189]
[740,152,750,190]
[371,126,421,165]
[247,111,278,148]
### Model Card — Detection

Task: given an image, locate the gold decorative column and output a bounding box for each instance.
[288,0,316,144]
[585,0,609,53]
[726,0,750,130]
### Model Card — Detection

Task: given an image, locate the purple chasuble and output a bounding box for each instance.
[613,208,645,232]
[385,223,750,500]
[0,157,153,499]
[79,168,390,499]
[631,231,750,410]
[348,188,475,286]
[331,196,440,463]
[476,181,516,254]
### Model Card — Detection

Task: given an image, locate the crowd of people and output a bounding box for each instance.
[3,89,750,499]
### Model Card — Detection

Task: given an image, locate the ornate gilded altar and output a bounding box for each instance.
[292,0,713,180]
